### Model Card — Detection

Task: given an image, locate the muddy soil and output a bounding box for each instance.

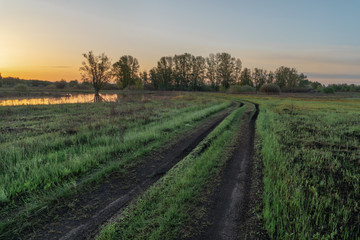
[192,103,262,240]
[25,104,237,240]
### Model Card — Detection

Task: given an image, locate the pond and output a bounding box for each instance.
[0,93,119,106]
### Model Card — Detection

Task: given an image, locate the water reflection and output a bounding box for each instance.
[0,94,119,106]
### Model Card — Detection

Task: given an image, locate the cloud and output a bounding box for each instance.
[46,66,72,69]
[307,73,360,80]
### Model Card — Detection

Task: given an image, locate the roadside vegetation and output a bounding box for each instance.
[251,96,360,239]
[0,93,231,238]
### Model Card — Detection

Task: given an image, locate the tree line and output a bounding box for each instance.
[80,51,325,94]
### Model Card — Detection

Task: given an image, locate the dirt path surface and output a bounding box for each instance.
[26,104,237,240]
[194,103,259,240]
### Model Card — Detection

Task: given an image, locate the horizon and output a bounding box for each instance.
[1,0,360,85]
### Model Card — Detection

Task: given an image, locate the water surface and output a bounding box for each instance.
[0,94,119,106]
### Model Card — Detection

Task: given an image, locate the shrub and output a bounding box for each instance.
[227,85,256,94]
[323,86,335,94]
[14,84,28,92]
[55,80,67,89]
[259,83,281,94]
[45,84,57,89]
[219,86,227,92]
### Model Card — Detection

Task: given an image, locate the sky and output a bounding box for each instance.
[1,0,360,84]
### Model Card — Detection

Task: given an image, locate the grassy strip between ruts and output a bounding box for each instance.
[97,102,251,240]
[256,98,360,239]
[0,100,232,239]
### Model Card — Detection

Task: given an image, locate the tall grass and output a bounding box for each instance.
[256,98,360,239]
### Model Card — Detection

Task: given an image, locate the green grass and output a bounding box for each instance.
[252,96,360,239]
[97,102,251,240]
[0,93,232,238]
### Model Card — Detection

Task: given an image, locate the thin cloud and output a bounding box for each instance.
[46,66,72,69]
[307,73,360,80]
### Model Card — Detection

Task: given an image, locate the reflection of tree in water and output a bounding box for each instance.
[94,94,104,102]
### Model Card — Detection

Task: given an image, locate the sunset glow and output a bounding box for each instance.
[1,0,359,84]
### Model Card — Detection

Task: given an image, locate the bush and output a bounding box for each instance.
[227,85,256,94]
[45,84,57,89]
[219,86,227,92]
[55,80,67,89]
[259,83,281,94]
[323,86,335,94]
[14,84,28,92]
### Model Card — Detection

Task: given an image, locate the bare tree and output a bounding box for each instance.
[80,51,112,101]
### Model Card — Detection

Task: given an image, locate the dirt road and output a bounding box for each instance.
[26,104,237,240]
[194,103,259,240]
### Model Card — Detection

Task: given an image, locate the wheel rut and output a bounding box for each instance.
[27,103,238,240]
[194,103,259,240]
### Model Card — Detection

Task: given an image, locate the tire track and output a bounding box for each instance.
[194,103,259,240]
[27,103,239,240]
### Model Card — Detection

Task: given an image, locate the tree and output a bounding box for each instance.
[190,56,206,90]
[80,51,112,99]
[216,52,236,88]
[0,72,2,87]
[173,53,193,89]
[234,59,242,85]
[239,68,253,86]
[267,71,275,84]
[275,66,299,89]
[139,71,149,85]
[112,55,140,89]
[206,53,218,89]
[55,79,67,89]
[252,68,267,90]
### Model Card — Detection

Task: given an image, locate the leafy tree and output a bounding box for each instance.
[190,56,206,90]
[252,68,267,90]
[234,59,242,85]
[153,56,174,89]
[275,66,299,89]
[0,72,2,87]
[139,71,149,84]
[216,52,236,88]
[173,53,193,89]
[113,55,140,89]
[55,79,67,89]
[298,73,310,88]
[69,80,79,88]
[80,51,113,98]
[206,53,218,89]
[267,71,275,84]
[239,68,253,86]
[311,81,322,90]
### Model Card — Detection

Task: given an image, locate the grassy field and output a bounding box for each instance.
[0,92,232,238]
[246,95,360,239]
[1,91,359,239]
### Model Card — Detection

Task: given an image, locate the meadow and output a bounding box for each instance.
[246,95,360,239]
[1,91,359,239]
[0,92,232,238]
